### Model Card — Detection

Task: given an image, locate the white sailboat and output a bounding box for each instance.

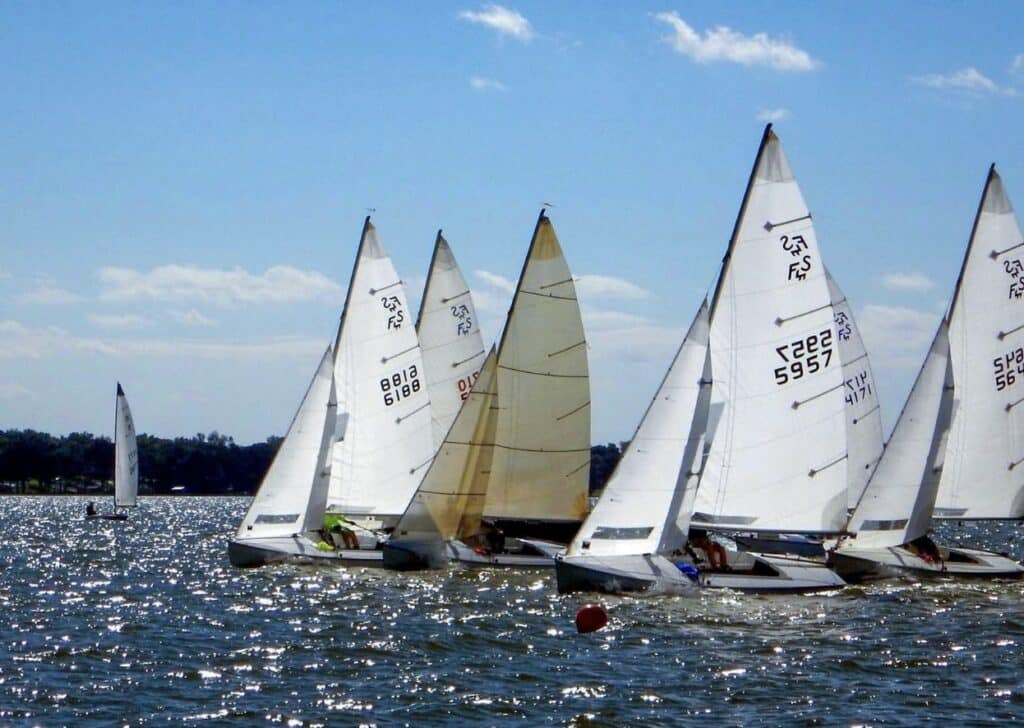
[87,383,139,521]
[382,347,499,570]
[686,125,848,591]
[934,166,1024,520]
[228,347,359,567]
[327,217,436,536]
[415,231,487,447]
[554,302,712,594]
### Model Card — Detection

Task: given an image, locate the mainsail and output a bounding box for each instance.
[234,347,337,540]
[113,383,139,509]
[416,231,487,446]
[691,125,848,534]
[328,218,435,518]
[842,323,953,549]
[484,211,591,524]
[567,301,711,558]
[827,270,884,509]
[935,167,1024,519]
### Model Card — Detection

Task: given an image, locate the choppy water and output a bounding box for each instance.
[2,497,1024,725]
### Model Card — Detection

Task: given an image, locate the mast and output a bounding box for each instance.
[495,208,549,359]
[415,229,445,332]
[333,216,374,359]
[946,164,997,325]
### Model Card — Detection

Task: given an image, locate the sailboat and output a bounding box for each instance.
[326,217,436,541]
[88,383,138,521]
[415,231,487,447]
[829,168,1024,581]
[683,125,848,591]
[434,210,591,566]
[934,166,1024,521]
[228,347,358,567]
[554,302,711,594]
[382,347,499,570]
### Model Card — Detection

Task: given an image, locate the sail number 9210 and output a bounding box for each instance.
[380,365,421,406]
[774,329,833,385]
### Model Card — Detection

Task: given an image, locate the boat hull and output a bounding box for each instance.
[86,513,128,522]
[555,554,696,595]
[733,533,825,559]
[830,544,1024,582]
[448,538,564,568]
[381,539,448,571]
[701,551,846,592]
[227,534,385,569]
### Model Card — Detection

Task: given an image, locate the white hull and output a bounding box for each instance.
[228,534,384,569]
[557,549,844,594]
[448,538,564,568]
[830,544,1024,582]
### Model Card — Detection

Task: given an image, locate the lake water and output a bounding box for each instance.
[2,496,1023,725]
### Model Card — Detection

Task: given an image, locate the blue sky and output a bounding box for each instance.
[2,2,1022,445]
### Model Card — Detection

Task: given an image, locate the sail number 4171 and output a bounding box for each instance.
[774,329,833,385]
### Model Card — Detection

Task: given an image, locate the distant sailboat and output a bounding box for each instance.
[415,231,487,447]
[684,125,848,591]
[326,217,436,534]
[88,383,138,521]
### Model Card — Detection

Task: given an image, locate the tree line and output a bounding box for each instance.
[0,429,624,497]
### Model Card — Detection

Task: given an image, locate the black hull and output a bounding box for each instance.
[228,540,287,569]
[381,541,446,571]
[487,518,582,545]
[86,513,128,522]
[554,558,655,595]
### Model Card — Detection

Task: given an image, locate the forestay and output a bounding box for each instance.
[935,168,1024,519]
[485,212,591,523]
[691,126,848,534]
[392,347,499,544]
[329,218,435,518]
[114,383,139,509]
[842,323,953,549]
[235,348,337,540]
[416,232,487,447]
[827,270,884,509]
[567,301,711,558]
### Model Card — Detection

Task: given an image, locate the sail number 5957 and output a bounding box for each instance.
[774,329,833,385]
[380,365,421,406]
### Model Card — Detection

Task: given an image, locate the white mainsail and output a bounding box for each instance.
[392,347,499,544]
[234,347,337,541]
[842,323,953,549]
[935,167,1024,519]
[691,126,848,534]
[484,211,591,524]
[416,231,487,446]
[113,382,139,509]
[827,270,884,509]
[328,218,436,518]
[567,301,711,558]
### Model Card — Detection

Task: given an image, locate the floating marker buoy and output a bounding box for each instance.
[575,603,608,633]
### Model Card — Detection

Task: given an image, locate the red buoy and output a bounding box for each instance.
[575,603,608,633]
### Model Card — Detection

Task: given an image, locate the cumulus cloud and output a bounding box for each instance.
[881,272,936,292]
[0,383,33,400]
[18,284,83,305]
[170,309,216,327]
[575,274,652,301]
[88,313,150,330]
[756,107,791,122]
[469,76,507,92]
[97,265,343,306]
[857,304,940,370]
[1011,54,1024,75]
[912,67,1016,96]
[652,12,818,71]
[459,4,534,41]
[474,270,516,294]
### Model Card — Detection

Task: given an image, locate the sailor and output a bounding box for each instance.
[86,501,97,517]
[688,529,729,571]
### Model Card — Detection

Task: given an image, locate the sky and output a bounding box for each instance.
[2,2,1023,445]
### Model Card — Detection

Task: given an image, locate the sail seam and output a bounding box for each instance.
[764,213,812,231]
[448,440,589,454]
[775,301,832,326]
[498,364,587,379]
[792,381,844,409]
[521,289,577,302]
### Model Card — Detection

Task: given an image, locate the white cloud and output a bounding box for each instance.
[458,4,534,41]
[0,383,33,400]
[474,270,516,294]
[1011,54,1024,75]
[582,308,651,330]
[881,272,936,292]
[652,12,818,71]
[756,107,791,122]
[469,76,507,92]
[0,320,117,358]
[88,313,150,330]
[912,67,1016,96]
[857,304,940,370]
[97,264,343,307]
[170,309,216,327]
[18,284,83,305]
[575,274,652,300]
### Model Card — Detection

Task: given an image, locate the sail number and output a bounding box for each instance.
[994,347,1024,391]
[451,304,474,336]
[774,329,833,385]
[381,295,405,330]
[780,234,812,282]
[845,370,872,405]
[380,365,421,406]
[456,370,480,401]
